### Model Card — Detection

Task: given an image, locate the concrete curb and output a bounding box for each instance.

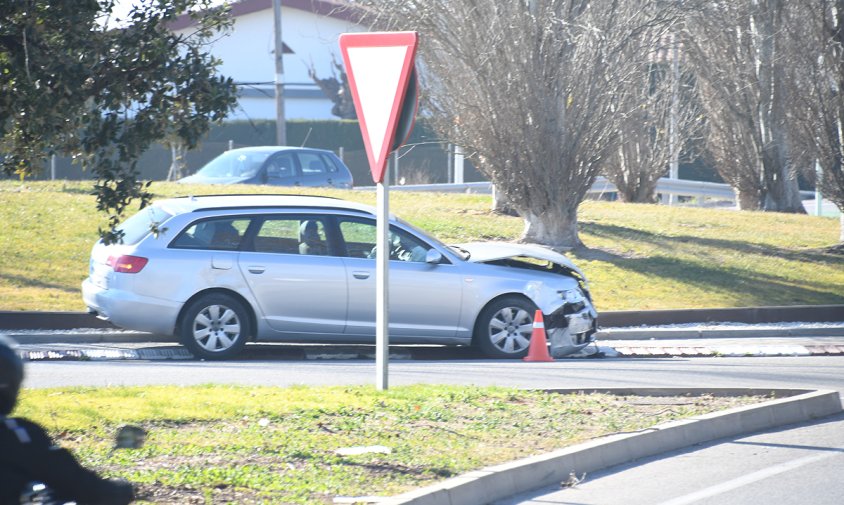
[2,304,842,330]
[7,330,844,361]
[598,326,844,340]
[605,342,844,358]
[6,325,844,345]
[380,388,843,505]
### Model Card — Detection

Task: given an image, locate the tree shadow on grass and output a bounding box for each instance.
[576,222,844,306]
[581,222,842,264]
[0,272,80,294]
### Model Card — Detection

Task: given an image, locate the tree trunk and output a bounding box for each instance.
[735,186,762,210]
[491,185,518,216]
[167,142,187,181]
[840,213,844,244]
[520,207,582,250]
[617,178,659,203]
[761,166,806,212]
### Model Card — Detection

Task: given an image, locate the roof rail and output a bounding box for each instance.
[172,193,341,200]
[190,204,373,215]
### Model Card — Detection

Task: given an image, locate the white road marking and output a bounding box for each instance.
[655,449,842,505]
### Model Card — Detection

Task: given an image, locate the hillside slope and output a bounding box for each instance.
[1,181,841,311]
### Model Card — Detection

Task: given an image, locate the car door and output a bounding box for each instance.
[264,152,301,187]
[336,216,464,340]
[295,151,336,187]
[237,215,347,335]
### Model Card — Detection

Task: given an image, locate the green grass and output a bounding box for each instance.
[16,384,766,504]
[1,180,842,312]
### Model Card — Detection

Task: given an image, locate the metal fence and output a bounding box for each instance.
[360,177,832,215]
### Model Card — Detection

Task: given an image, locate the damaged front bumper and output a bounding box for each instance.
[545,303,598,357]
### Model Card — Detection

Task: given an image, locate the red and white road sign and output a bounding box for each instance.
[339,31,418,183]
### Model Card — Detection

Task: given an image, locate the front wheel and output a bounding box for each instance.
[180,293,250,360]
[473,296,538,358]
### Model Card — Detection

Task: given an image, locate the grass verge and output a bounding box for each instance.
[1,180,842,312]
[16,384,767,504]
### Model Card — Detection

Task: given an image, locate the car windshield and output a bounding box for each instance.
[196,150,272,178]
[394,218,469,259]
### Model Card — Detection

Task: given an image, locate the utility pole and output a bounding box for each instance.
[272,0,287,146]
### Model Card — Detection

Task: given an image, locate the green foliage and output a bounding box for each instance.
[0,0,237,244]
[15,385,763,503]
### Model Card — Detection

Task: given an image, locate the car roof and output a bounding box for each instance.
[155,194,376,217]
[227,146,334,155]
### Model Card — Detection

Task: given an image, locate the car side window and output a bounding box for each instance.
[337,218,431,262]
[251,217,328,256]
[266,153,295,179]
[322,154,343,174]
[171,218,250,251]
[298,152,334,175]
[338,220,376,258]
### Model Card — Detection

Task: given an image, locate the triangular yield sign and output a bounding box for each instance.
[339,32,418,184]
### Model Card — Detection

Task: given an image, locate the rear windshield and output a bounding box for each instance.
[118,206,173,245]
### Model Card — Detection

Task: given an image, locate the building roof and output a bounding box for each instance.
[169,0,359,31]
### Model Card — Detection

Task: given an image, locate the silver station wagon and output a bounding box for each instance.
[82,195,597,359]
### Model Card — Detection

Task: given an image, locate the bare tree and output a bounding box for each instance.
[783,1,844,245]
[351,0,684,248]
[684,0,805,213]
[603,34,702,203]
[308,57,357,119]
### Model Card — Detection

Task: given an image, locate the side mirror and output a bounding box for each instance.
[425,249,443,264]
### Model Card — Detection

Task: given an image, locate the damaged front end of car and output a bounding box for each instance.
[545,285,598,357]
[462,242,599,357]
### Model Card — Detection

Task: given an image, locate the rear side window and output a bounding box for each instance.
[323,154,345,173]
[298,152,337,174]
[118,206,173,245]
[252,217,328,256]
[170,218,251,251]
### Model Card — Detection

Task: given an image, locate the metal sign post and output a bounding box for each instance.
[339,32,419,390]
[375,170,390,388]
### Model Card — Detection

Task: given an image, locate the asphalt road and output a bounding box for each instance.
[22,355,844,392]
[497,413,844,505]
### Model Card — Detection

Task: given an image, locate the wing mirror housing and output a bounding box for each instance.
[425,249,443,264]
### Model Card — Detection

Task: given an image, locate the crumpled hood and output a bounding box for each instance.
[457,241,586,279]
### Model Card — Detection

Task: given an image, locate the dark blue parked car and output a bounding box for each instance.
[179,146,354,189]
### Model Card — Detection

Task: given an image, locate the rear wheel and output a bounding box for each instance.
[180,293,250,360]
[473,296,537,358]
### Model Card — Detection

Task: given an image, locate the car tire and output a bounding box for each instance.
[180,293,251,360]
[473,296,538,358]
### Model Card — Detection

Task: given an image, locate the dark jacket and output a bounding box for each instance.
[0,416,134,505]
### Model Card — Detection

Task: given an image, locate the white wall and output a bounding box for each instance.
[177,4,364,121]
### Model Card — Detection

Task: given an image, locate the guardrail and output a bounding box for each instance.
[360,177,817,205]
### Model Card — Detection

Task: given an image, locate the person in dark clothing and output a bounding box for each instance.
[0,336,135,505]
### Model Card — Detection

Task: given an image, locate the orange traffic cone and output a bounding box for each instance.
[523,310,554,362]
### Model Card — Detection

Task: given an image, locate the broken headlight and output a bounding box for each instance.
[558,288,585,304]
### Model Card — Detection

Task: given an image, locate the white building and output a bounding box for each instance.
[171,0,364,121]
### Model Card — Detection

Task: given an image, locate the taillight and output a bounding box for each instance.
[107,255,148,273]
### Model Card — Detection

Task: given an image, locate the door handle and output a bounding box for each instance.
[352,271,370,279]
[248,266,265,274]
